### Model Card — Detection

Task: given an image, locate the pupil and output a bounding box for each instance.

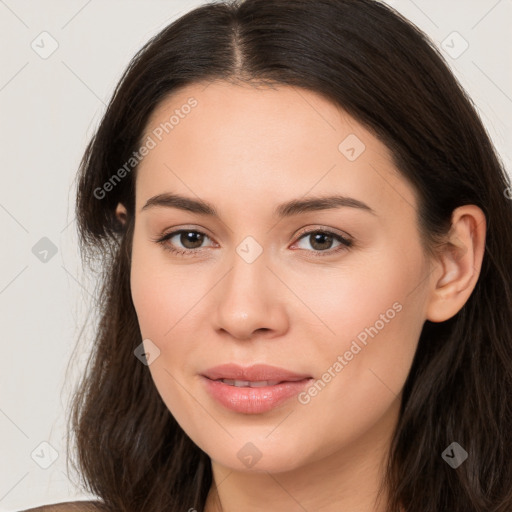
[311,232,332,250]
[182,231,203,248]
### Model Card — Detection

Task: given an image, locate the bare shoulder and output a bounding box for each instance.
[19,500,104,512]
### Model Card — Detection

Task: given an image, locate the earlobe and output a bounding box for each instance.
[425,205,486,323]
[115,202,128,226]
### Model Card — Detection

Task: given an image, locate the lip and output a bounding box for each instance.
[200,364,313,414]
[201,363,312,382]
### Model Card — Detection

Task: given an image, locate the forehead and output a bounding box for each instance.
[135,80,416,217]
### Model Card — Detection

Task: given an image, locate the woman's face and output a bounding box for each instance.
[127,80,434,473]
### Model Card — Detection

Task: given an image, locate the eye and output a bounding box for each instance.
[153,229,215,256]
[291,228,353,257]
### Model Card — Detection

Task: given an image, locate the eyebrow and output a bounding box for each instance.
[140,192,376,217]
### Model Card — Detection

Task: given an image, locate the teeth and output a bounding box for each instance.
[219,379,281,387]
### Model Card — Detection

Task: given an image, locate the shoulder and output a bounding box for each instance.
[19,501,104,512]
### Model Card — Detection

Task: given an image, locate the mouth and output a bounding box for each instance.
[207,377,308,387]
[201,363,313,383]
[201,376,313,414]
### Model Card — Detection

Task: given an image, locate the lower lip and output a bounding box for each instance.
[201,376,313,414]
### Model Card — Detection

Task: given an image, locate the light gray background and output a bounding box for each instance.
[1,0,511,510]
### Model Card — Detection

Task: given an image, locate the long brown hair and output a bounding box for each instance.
[67,1,512,510]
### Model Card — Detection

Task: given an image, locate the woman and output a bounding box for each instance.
[23,0,512,510]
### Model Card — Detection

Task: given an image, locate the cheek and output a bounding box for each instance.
[129,241,202,421]
[130,253,172,375]
[130,252,170,339]
[289,251,426,457]
[129,232,202,339]
[302,241,428,396]
[301,244,425,343]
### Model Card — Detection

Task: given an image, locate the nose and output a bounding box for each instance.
[213,251,289,341]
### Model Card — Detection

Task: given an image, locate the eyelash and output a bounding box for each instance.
[152,227,353,258]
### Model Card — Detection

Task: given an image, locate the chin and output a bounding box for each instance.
[199,436,310,474]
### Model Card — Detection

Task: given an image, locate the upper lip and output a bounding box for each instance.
[201,363,312,382]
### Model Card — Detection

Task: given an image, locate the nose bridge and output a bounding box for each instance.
[224,236,269,310]
[213,235,287,339]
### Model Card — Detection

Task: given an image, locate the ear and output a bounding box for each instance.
[425,205,486,323]
[115,202,128,226]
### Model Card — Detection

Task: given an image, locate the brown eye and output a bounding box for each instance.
[294,229,352,254]
[176,231,205,249]
[154,229,214,256]
[308,232,335,251]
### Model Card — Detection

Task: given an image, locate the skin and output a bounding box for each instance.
[115,80,486,512]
